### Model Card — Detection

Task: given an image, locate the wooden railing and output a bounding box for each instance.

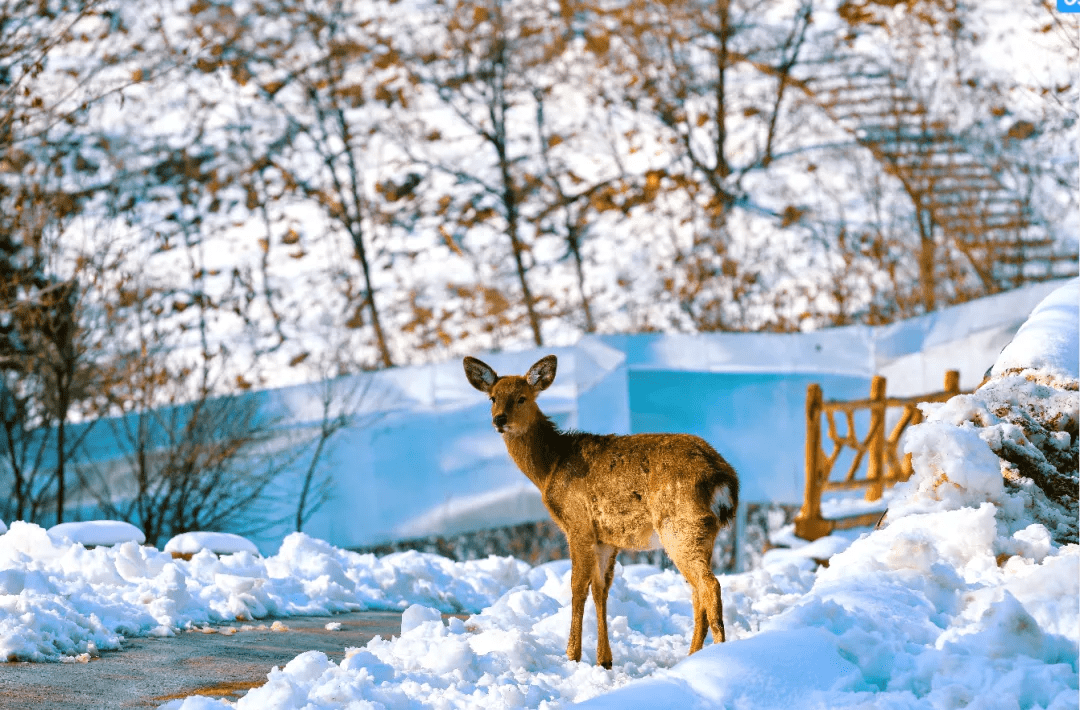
[793,370,964,541]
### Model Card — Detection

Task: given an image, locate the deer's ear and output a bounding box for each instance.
[464,356,498,393]
[526,355,557,392]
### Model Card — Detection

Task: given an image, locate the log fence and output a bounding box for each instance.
[793,370,964,541]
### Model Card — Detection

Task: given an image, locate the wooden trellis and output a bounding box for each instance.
[793,371,964,541]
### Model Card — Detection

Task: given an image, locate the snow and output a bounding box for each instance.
[142,276,1072,708]
[0,525,533,661]
[1,284,1073,710]
[47,521,146,547]
[992,278,1079,381]
[164,532,261,557]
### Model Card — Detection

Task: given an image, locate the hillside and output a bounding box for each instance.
[3,0,1076,400]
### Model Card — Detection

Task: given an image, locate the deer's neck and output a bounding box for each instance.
[503,413,564,489]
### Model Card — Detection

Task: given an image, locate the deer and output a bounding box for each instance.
[463,354,739,669]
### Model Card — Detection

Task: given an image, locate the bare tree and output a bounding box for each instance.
[289,356,385,533]
[394,0,567,347]
[74,274,290,546]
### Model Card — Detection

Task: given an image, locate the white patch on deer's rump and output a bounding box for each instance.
[711,485,734,516]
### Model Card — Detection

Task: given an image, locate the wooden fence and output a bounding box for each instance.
[793,370,964,541]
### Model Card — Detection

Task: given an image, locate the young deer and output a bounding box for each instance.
[463,354,739,668]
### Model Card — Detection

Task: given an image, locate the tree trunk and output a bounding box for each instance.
[715,0,731,179]
[566,225,595,333]
[489,31,543,347]
[916,207,937,312]
[347,226,393,368]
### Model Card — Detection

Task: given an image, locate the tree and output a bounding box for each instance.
[393,0,566,347]
[0,0,145,522]
[177,0,407,369]
[589,0,817,331]
[289,366,386,533]
[73,267,289,546]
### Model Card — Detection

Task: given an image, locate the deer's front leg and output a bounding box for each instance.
[566,539,595,663]
[591,542,618,669]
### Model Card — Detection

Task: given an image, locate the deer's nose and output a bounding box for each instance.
[493,414,508,428]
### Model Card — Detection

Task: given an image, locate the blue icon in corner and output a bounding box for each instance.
[1060,0,1080,12]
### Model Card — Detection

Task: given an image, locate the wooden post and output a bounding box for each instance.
[795,383,832,540]
[865,375,887,501]
[944,369,960,396]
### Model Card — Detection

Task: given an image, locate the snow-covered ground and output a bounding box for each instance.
[0,280,1076,709]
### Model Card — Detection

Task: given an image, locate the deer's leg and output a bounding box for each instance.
[660,516,726,654]
[688,584,708,654]
[566,539,595,663]
[591,542,618,669]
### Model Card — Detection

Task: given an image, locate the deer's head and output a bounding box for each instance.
[463,355,557,435]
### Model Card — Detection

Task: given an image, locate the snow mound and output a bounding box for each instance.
[991,278,1079,382]
[47,520,146,547]
[163,532,260,557]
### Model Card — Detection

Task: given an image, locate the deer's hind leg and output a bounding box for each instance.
[591,542,618,669]
[659,514,726,654]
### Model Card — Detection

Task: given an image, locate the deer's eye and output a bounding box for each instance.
[517,396,526,404]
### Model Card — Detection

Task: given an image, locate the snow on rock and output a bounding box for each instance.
[47,520,147,547]
[991,278,1079,381]
[164,532,260,557]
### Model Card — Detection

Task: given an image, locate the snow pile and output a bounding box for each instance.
[0,528,531,662]
[160,559,818,709]
[164,532,261,557]
[992,279,1079,382]
[48,520,146,547]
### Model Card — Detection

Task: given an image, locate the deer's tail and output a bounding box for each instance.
[709,458,740,525]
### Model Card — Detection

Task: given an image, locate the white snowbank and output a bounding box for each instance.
[158,557,819,710]
[0,526,531,662]
[164,532,261,556]
[47,520,146,547]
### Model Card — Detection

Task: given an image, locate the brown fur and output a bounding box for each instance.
[463,354,739,668]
